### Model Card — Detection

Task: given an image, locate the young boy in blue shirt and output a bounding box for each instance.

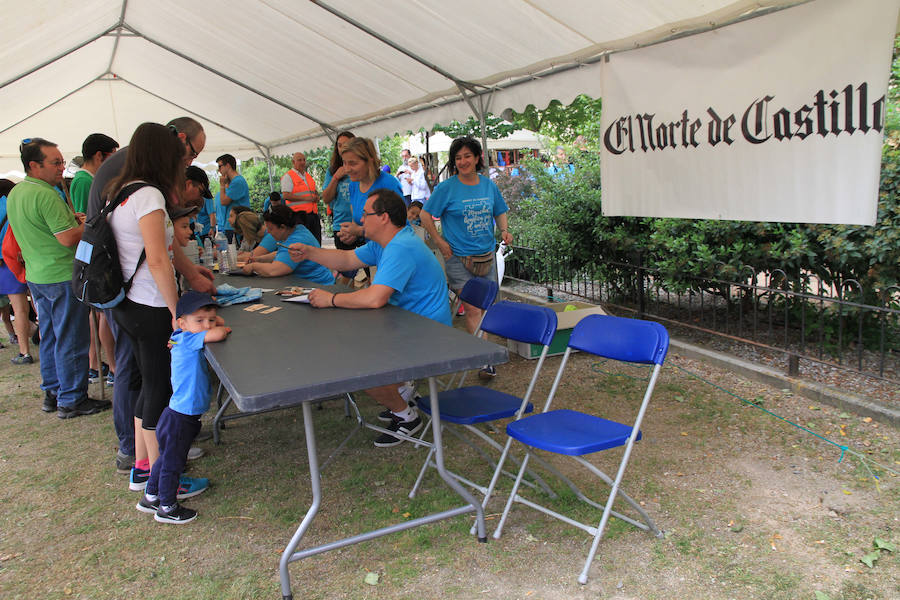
[136,291,230,524]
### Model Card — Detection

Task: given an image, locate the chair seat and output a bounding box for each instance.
[417,386,533,425]
[506,409,641,456]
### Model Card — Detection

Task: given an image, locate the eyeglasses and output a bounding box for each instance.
[168,125,198,159]
[361,210,384,218]
[40,159,66,167]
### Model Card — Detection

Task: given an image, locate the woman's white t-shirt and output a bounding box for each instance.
[108,182,174,307]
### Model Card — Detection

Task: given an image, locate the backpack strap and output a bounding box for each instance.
[102,182,162,288]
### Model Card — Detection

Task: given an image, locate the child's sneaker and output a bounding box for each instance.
[177,475,209,500]
[87,368,100,384]
[136,494,160,514]
[129,467,149,491]
[105,371,115,387]
[155,503,197,525]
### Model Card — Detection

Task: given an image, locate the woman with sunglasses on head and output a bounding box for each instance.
[420,136,513,377]
[336,137,403,248]
[106,122,206,498]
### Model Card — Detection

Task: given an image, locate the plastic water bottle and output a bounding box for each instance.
[214,230,228,270]
[203,238,213,266]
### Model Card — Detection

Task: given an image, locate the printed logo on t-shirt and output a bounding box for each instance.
[462,197,493,237]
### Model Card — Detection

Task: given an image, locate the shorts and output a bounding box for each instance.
[0,263,27,295]
[444,253,497,292]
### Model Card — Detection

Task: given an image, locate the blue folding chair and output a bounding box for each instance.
[491,314,669,584]
[409,300,559,499]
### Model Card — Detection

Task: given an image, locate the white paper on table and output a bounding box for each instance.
[281,295,310,303]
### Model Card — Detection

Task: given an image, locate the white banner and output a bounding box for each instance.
[600,0,899,225]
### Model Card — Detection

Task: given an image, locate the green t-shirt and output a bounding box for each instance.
[69,169,93,214]
[7,176,79,284]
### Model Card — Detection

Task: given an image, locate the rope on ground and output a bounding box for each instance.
[589,359,898,488]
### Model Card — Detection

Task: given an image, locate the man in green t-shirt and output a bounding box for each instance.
[69,133,118,214]
[7,138,110,419]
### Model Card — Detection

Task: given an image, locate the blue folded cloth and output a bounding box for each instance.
[215,284,262,306]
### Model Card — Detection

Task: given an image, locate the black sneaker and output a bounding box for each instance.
[376,398,419,423]
[373,415,422,448]
[115,450,135,474]
[155,503,197,524]
[135,494,160,514]
[41,390,58,413]
[478,365,497,380]
[87,369,100,384]
[11,353,34,365]
[57,396,112,419]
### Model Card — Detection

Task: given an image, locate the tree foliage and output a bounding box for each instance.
[509,94,603,147]
[431,114,517,140]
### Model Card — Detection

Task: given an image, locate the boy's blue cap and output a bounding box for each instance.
[176,291,218,318]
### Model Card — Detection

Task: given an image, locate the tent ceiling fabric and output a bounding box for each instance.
[1,0,815,173]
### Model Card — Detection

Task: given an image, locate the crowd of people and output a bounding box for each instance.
[3,121,512,523]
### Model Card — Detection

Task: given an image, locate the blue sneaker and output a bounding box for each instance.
[177,475,209,500]
[129,467,149,491]
[105,372,115,387]
[87,368,100,384]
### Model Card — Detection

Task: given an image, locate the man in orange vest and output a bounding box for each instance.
[280,152,321,244]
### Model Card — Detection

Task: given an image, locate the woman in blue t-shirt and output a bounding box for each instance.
[336,137,403,248]
[239,204,334,284]
[322,131,362,283]
[421,136,513,342]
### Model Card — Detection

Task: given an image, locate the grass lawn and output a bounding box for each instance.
[0,339,897,599]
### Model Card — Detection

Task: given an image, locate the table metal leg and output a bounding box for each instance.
[427,376,487,542]
[279,401,321,600]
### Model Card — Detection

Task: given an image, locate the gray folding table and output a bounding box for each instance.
[204,275,508,600]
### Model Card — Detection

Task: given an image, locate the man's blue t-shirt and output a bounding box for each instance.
[324,170,352,232]
[169,329,211,416]
[196,195,216,237]
[259,233,276,253]
[423,174,508,256]
[217,175,251,232]
[349,172,403,226]
[275,225,335,284]
[354,225,450,326]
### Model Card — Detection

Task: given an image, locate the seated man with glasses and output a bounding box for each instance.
[288,189,450,447]
[7,137,111,418]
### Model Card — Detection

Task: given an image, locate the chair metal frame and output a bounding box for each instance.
[409,300,560,500]
[489,314,669,584]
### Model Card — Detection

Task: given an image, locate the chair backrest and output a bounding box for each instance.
[458,277,499,311]
[480,301,557,346]
[568,314,669,365]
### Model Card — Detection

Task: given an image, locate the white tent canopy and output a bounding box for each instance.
[0,0,814,177]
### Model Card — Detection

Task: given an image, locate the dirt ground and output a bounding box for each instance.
[0,337,897,599]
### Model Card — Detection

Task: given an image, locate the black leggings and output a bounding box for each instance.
[113,299,173,430]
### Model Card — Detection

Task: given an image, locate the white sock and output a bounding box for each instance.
[144,493,158,501]
[161,504,177,512]
[392,406,417,422]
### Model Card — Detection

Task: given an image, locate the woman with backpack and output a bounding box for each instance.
[105,122,188,492]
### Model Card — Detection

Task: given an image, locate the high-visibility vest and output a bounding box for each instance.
[284,170,318,214]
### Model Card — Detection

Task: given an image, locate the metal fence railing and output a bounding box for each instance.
[504,245,900,387]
